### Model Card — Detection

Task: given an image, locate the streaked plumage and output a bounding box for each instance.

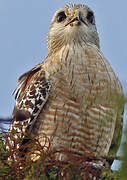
[9,3,124,171]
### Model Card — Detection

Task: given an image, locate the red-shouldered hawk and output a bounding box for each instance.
[8,3,124,174]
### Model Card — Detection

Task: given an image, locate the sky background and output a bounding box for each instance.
[0,0,127,170]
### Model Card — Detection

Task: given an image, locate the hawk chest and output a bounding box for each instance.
[34,47,121,158]
[49,49,115,105]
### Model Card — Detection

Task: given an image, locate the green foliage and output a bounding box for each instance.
[0,130,127,180]
[0,134,11,180]
[119,134,127,180]
[0,133,98,179]
[101,169,121,180]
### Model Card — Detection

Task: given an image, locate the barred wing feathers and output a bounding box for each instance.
[10,64,51,134]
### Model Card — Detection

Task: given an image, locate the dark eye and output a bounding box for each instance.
[57,11,66,22]
[86,11,95,24]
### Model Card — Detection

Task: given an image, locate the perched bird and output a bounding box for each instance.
[8,3,123,169]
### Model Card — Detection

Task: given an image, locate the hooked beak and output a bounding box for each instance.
[65,9,88,27]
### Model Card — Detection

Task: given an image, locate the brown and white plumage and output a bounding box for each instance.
[9,3,124,167]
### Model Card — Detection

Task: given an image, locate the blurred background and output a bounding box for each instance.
[0,0,127,169]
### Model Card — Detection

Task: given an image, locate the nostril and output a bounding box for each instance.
[71,17,80,23]
[74,17,79,21]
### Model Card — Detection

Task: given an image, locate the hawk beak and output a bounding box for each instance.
[65,9,88,27]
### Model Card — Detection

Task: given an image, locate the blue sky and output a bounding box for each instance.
[0,0,127,117]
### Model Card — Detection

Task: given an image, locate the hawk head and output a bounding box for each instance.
[47,3,100,53]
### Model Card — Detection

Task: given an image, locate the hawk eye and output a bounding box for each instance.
[57,11,66,22]
[86,11,95,24]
